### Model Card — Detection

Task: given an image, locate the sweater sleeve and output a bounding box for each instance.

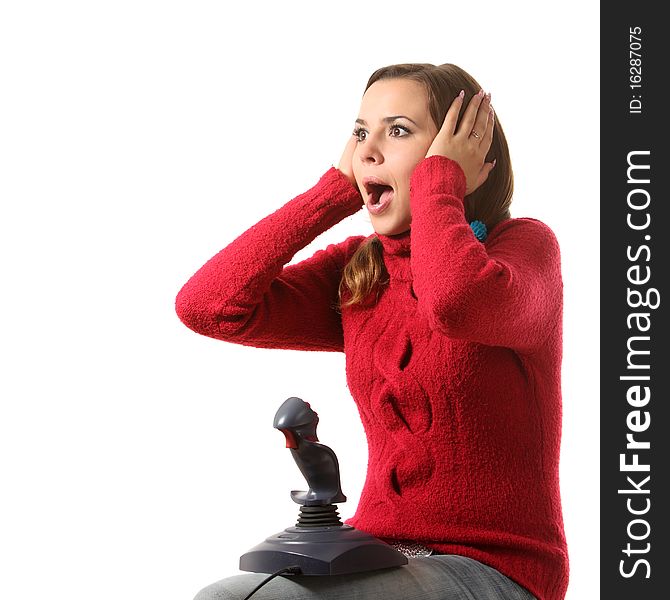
[409,155,563,354]
[175,167,365,352]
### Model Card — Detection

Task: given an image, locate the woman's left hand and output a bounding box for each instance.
[425,90,495,196]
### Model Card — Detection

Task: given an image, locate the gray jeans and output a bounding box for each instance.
[193,554,537,600]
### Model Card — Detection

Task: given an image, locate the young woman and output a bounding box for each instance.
[176,63,568,600]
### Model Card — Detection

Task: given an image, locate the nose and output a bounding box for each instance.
[359,131,385,165]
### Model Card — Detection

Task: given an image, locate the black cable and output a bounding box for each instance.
[241,566,302,600]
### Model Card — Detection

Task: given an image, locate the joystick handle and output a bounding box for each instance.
[273,397,347,506]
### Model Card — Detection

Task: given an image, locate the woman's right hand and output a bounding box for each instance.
[337,135,360,193]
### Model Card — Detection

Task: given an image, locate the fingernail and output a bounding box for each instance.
[485,92,491,102]
[458,89,464,99]
[492,158,497,168]
[477,89,484,98]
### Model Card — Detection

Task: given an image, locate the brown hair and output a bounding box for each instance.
[337,63,514,309]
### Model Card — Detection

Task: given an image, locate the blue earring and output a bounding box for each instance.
[469,220,487,242]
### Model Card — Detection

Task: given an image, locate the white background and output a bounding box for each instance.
[0,1,599,598]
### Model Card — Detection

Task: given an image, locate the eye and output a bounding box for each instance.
[352,123,412,143]
[352,126,367,142]
[390,124,411,137]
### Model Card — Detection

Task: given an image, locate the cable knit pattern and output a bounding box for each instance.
[175,155,569,600]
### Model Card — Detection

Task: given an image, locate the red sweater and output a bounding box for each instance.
[175,155,569,600]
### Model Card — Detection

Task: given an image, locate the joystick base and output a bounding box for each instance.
[239,524,408,575]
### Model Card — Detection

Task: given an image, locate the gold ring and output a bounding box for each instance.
[470,130,481,139]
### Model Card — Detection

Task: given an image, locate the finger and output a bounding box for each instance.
[339,135,356,168]
[474,162,495,191]
[348,133,358,157]
[439,90,465,137]
[469,92,492,145]
[457,89,486,140]
[481,104,495,150]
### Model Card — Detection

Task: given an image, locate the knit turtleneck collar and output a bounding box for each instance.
[376,228,411,256]
[374,228,412,282]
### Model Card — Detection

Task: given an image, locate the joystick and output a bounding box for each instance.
[239,397,408,575]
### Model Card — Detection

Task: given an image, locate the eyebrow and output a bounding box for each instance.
[355,115,419,127]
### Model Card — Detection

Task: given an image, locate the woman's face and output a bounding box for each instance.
[352,78,439,236]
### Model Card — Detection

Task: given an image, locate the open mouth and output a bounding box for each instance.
[363,177,395,205]
[366,183,394,205]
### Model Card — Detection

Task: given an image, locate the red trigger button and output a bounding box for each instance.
[280,429,299,449]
